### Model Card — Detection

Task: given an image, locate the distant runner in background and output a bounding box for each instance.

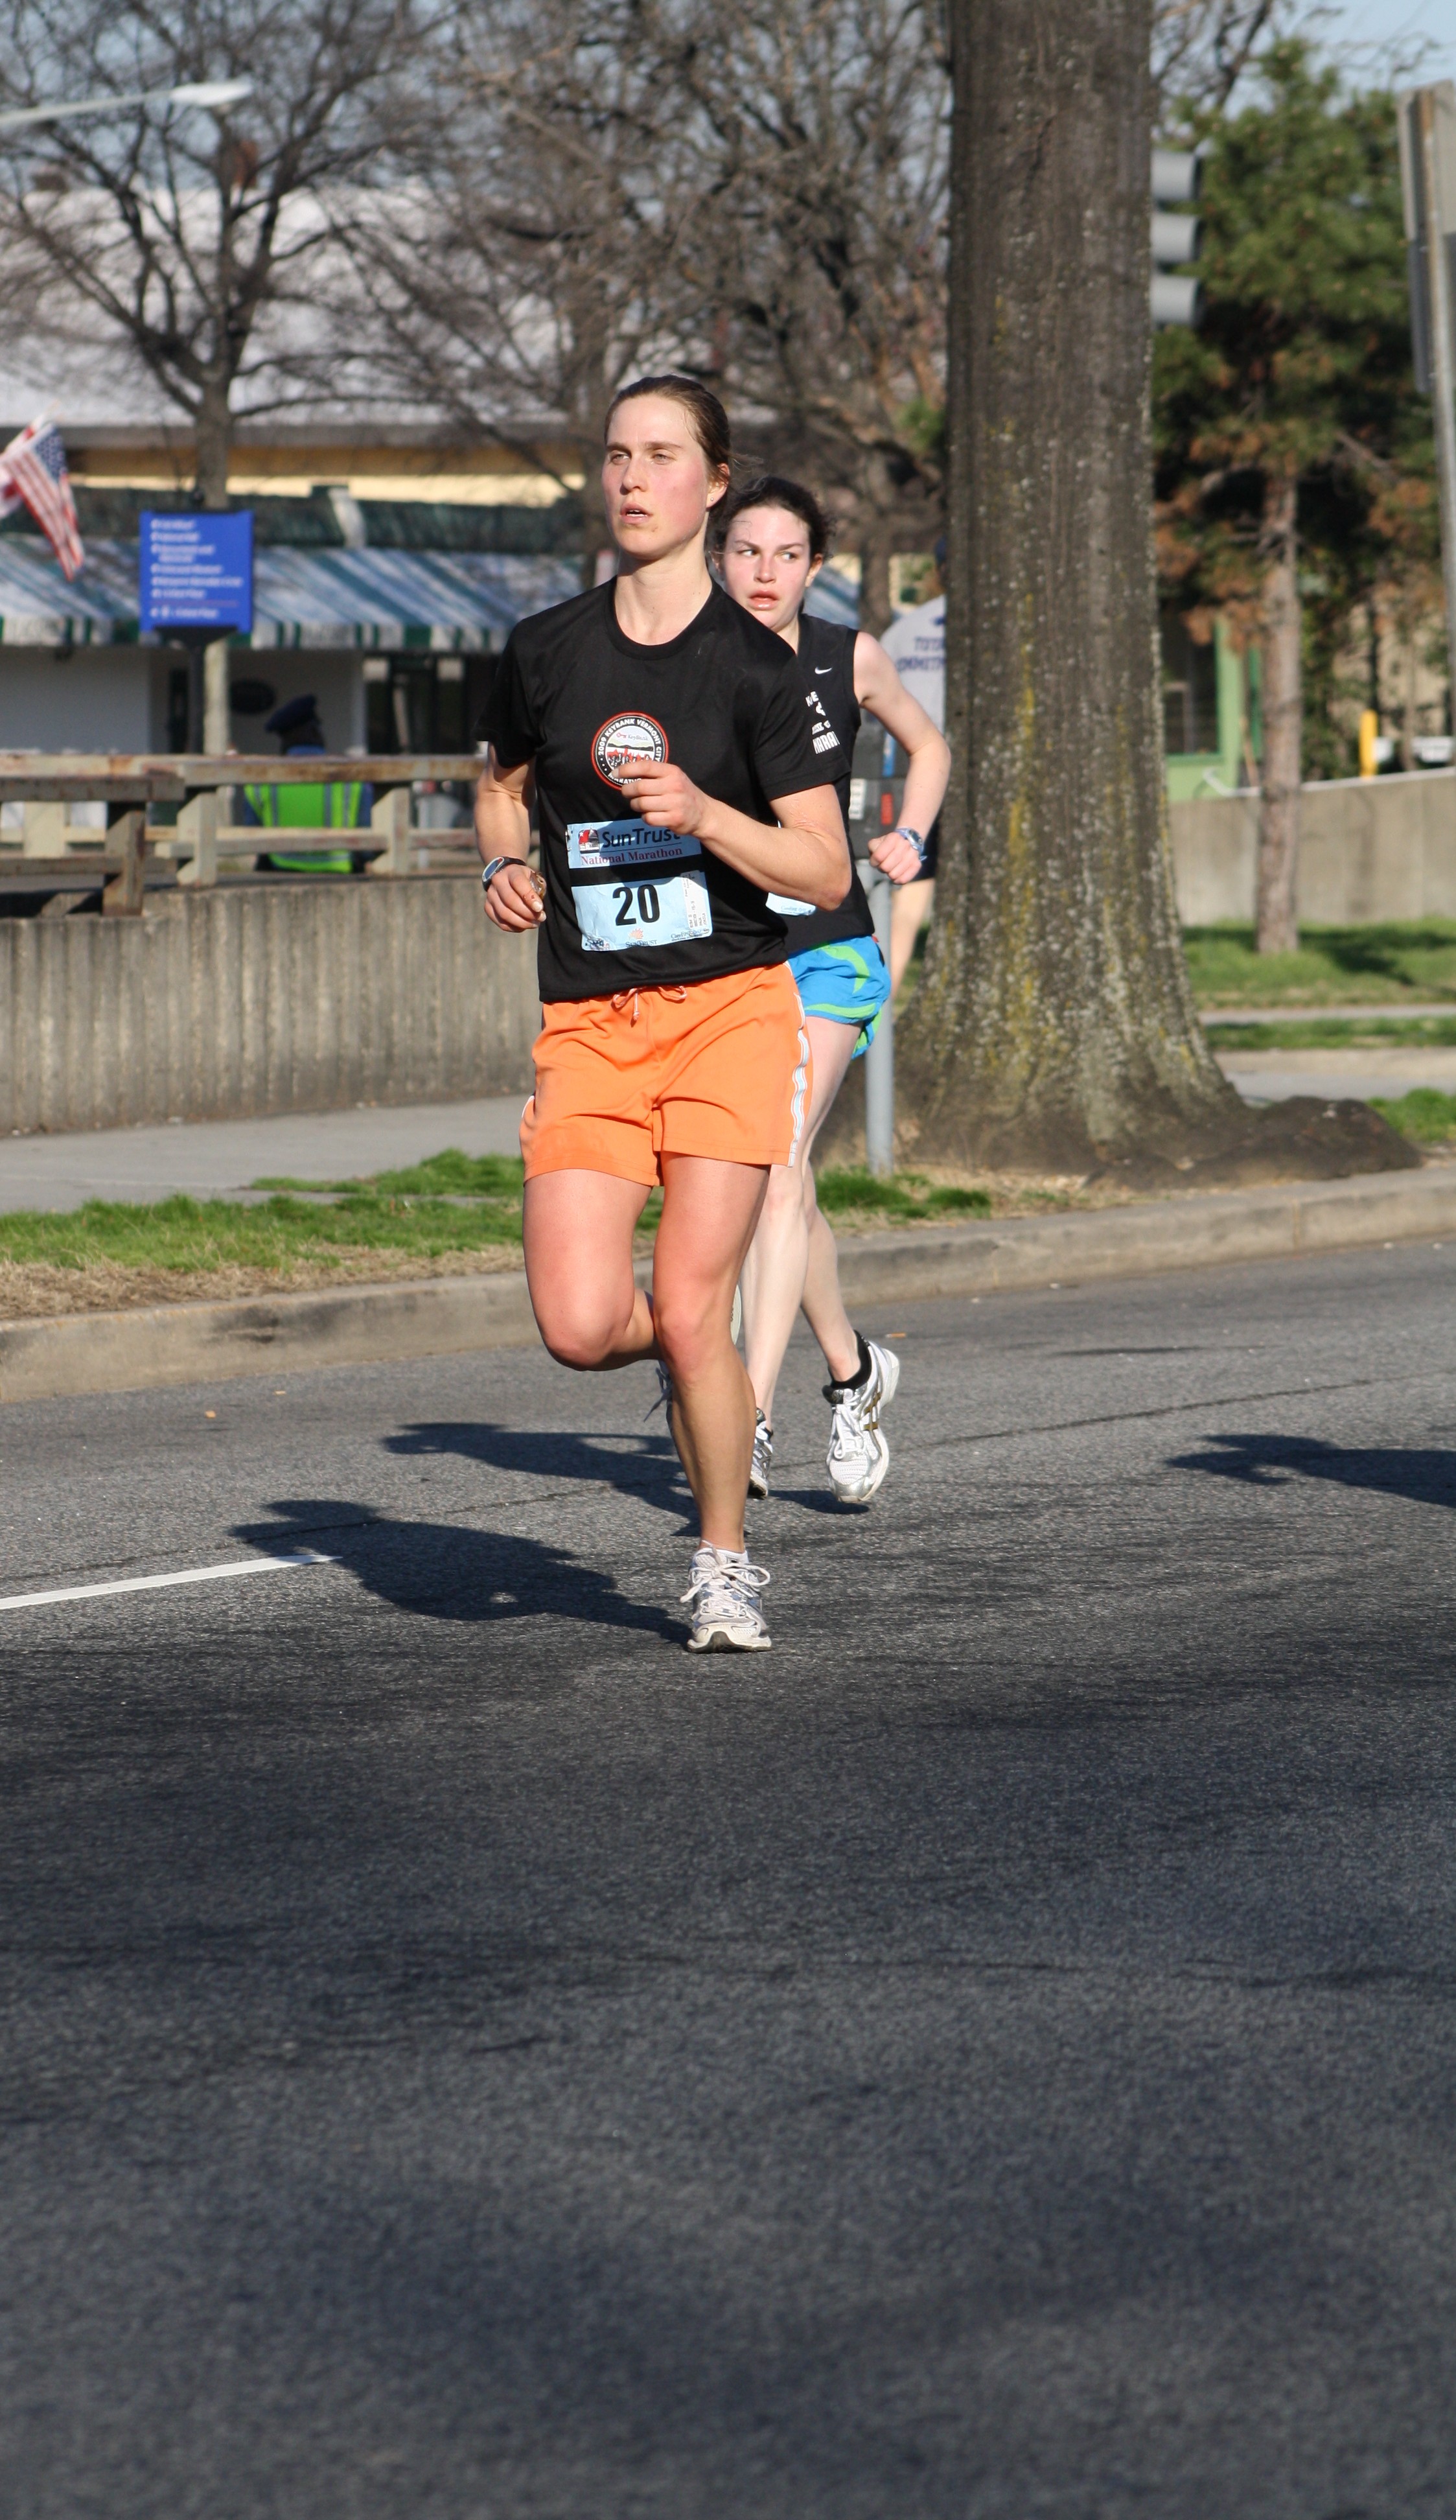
[879,544,945,992]
[715,477,949,1508]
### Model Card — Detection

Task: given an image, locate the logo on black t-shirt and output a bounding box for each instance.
[592,712,668,788]
[805,689,841,758]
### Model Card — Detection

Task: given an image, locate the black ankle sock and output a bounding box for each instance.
[835,1333,872,1392]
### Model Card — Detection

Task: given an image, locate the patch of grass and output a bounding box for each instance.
[816,1167,991,1222]
[1369,1089,1456,1146]
[1204,1014,1456,1050]
[0,1178,524,1276]
[253,1149,524,1200]
[0,1150,1001,1291]
[1184,922,1456,1009]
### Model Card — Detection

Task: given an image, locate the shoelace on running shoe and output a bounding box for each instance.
[680,1553,770,1613]
[827,1389,878,1466]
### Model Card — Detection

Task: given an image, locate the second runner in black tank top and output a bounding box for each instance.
[767,613,875,955]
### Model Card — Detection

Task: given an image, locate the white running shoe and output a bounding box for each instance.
[680,1546,772,1651]
[748,1410,774,1501]
[824,1335,901,1506]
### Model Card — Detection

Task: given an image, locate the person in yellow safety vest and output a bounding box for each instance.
[241,694,373,872]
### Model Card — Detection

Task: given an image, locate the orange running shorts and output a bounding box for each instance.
[520,962,810,1187]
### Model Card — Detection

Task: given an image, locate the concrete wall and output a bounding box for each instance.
[0,648,163,751]
[1172,769,1456,926]
[1,873,539,1135]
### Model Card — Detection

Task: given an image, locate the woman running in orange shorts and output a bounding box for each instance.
[475,379,849,1650]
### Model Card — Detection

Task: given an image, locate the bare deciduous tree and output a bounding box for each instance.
[1153,0,1288,111]
[0,0,426,735]
[684,0,948,629]
[323,0,719,576]
[325,0,948,622]
[0,0,426,499]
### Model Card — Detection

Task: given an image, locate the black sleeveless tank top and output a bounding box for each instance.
[768,612,875,955]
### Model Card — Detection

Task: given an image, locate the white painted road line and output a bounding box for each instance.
[0,1552,338,1613]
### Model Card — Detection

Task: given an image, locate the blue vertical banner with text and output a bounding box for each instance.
[139,511,254,634]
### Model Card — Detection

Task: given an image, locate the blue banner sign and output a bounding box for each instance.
[140,510,254,633]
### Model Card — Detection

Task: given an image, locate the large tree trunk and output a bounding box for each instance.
[896,0,1238,1172]
[1256,474,1301,954]
[193,386,231,511]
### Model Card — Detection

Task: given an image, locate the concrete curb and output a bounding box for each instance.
[3,1161,1454,1405]
[0,1269,541,1405]
[829,1160,1456,1303]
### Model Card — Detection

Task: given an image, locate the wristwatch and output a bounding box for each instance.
[892,826,926,867]
[480,855,526,891]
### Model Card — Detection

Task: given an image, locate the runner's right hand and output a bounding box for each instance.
[484,863,547,931]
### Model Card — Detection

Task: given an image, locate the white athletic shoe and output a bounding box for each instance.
[748,1410,774,1502]
[824,1335,901,1506]
[681,1546,772,1651]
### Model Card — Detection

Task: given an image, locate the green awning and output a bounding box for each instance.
[0,537,583,649]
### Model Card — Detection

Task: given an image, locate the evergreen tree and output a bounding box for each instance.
[1153,43,1435,946]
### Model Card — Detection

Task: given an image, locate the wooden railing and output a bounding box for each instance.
[0,753,485,911]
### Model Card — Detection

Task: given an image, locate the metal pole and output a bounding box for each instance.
[864,865,895,1177]
[185,636,206,754]
[1416,88,1456,719]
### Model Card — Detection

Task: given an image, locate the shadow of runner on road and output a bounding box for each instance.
[1169,1433,1456,1510]
[234,1501,681,1640]
[384,1420,686,1509]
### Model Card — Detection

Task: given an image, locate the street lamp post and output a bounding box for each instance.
[1399,84,1456,749]
[0,77,252,135]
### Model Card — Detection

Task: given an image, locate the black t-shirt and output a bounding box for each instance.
[768,614,875,955]
[480,580,837,1003]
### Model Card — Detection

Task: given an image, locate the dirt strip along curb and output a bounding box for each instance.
[3,1160,1454,1405]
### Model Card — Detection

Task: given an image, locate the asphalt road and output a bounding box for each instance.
[4,1242,1456,2518]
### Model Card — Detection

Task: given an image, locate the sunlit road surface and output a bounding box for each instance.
[4,1239,1456,2517]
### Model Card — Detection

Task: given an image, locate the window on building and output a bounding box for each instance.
[1160,606,1219,756]
[363,653,496,753]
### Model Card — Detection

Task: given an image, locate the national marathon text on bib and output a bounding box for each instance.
[566,818,715,953]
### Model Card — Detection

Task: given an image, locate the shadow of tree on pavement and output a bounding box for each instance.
[1169,1434,1456,1511]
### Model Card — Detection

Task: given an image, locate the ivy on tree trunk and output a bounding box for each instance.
[898,0,1240,1172]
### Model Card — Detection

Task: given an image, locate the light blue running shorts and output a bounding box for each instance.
[788,936,892,1060]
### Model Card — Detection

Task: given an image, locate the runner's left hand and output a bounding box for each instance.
[617,758,706,835]
[869,829,924,884]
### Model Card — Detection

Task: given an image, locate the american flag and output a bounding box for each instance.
[0,417,84,579]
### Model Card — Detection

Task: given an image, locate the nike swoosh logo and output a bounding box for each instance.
[815,666,832,674]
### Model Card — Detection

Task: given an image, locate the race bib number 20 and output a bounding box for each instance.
[567,818,715,953]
